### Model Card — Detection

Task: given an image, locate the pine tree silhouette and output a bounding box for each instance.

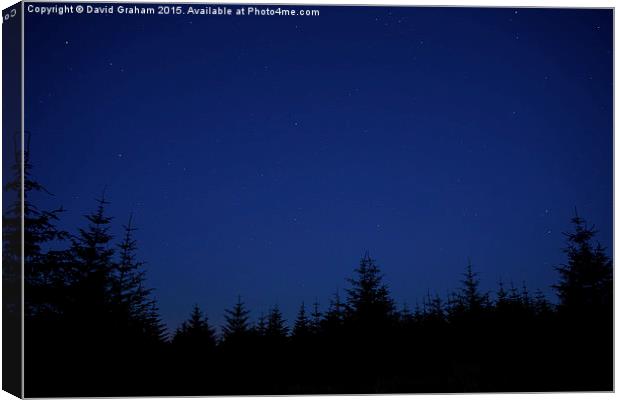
[173,305,216,353]
[345,252,395,326]
[554,211,612,317]
[521,282,531,310]
[67,193,116,332]
[496,280,508,307]
[255,312,267,337]
[398,302,414,324]
[323,289,345,333]
[112,214,161,341]
[264,305,289,372]
[533,290,552,317]
[425,292,445,325]
[266,305,288,339]
[310,299,322,334]
[4,134,70,397]
[222,296,251,344]
[550,211,613,391]
[458,260,488,315]
[4,135,68,318]
[293,302,311,339]
[142,297,167,344]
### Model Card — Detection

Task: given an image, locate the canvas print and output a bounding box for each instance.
[2,2,613,397]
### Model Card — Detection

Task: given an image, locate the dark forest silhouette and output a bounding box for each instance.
[3,142,613,397]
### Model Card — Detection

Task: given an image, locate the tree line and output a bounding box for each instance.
[3,141,613,396]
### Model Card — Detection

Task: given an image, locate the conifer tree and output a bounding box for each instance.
[494,279,513,319]
[413,301,424,324]
[458,260,488,314]
[508,281,521,305]
[68,193,116,323]
[399,302,414,325]
[255,312,267,337]
[114,215,143,309]
[323,290,345,333]
[222,296,251,344]
[345,252,395,325]
[113,214,161,341]
[142,297,167,343]
[533,290,552,317]
[266,305,288,339]
[554,212,612,317]
[521,282,531,310]
[173,305,216,353]
[4,137,68,317]
[445,291,462,322]
[426,293,445,325]
[496,280,508,306]
[293,302,311,339]
[310,299,322,334]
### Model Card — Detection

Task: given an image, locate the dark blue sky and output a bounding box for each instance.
[24,5,612,333]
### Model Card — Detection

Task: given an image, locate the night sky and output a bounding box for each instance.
[23,5,612,333]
